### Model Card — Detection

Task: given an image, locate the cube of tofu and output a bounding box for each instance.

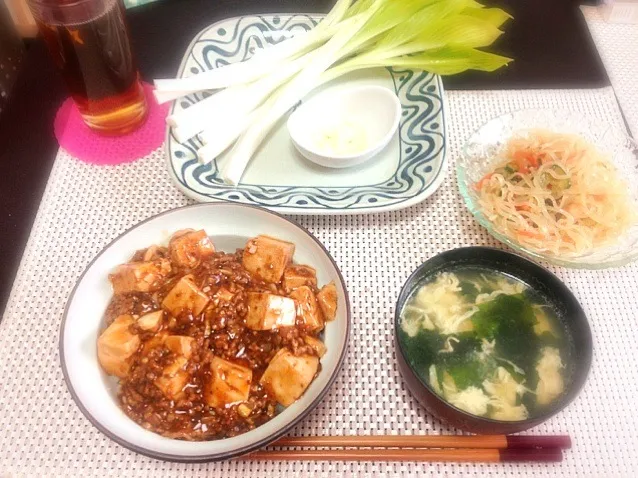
[136,310,163,332]
[205,357,253,408]
[169,229,215,268]
[140,332,167,356]
[243,235,295,283]
[283,264,317,293]
[245,292,296,330]
[260,348,319,406]
[289,286,323,331]
[109,259,171,294]
[303,335,327,358]
[162,275,209,317]
[316,282,338,322]
[164,335,195,359]
[97,315,140,378]
[155,356,189,400]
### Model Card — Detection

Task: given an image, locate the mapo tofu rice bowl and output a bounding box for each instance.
[61,204,350,460]
[100,230,336,440]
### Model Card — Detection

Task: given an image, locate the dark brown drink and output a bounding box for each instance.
[30,0,147,135]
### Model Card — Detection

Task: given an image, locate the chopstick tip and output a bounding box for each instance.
[500,448,563,463]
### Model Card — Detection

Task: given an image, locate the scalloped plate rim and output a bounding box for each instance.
[165,13,448,215]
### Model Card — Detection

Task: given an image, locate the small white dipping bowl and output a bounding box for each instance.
[287,85,402,169]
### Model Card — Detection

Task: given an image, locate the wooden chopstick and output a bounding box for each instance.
[272,434,572,450]
[244,435,570,463]
[247,447,563,463]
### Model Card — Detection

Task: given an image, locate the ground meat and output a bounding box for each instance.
[104,247,324,441]
[104,293,157,325]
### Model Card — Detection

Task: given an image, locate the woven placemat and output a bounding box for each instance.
[583,6,638,138]
[1,86,637,477]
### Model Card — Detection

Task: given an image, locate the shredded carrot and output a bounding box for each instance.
[517,229,545,240]
[474,173,494,191]
[525,152,540,168]
[514,154,529,174]
[512,150,540,173]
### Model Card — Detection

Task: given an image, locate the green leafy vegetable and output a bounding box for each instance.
[399,329,444,373]
[471,294,535,337]
[471,294,540,383]
[436,334,485,389]
[460,280,480,302]
[155,0,513,183]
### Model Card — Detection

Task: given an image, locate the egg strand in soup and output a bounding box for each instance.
[399,268,571,421]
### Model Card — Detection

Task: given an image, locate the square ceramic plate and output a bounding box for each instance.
[166,14,448,214]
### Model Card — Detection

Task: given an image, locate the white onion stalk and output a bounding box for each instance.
[160,0,513,184]
[196,111,258,164]
[154,89,194,105]
[154,34,314,104]
[166,84,246,129]
[220,11,375,185]
[169,10,366,142]
[153,0,352,104]
[168,52,316,142]
[169,84,249,143]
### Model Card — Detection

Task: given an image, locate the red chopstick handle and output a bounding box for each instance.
[506,435,572,449]
[500,448,563,463]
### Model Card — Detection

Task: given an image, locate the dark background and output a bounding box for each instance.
[0,0,608,314]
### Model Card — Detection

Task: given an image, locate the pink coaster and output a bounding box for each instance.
[54,82,169,165]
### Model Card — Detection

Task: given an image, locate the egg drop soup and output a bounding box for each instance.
[398,268,573,421]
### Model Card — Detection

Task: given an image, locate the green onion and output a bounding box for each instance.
[156,0,512,184]
[154,0,353,104]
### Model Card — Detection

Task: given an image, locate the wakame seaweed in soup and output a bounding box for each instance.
[398,267,573,421]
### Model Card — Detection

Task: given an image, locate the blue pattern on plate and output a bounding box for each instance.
[166,15,446,212]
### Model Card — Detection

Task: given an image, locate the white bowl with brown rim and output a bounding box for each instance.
[60,203,350,462]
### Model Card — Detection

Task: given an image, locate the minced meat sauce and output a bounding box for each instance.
[101,245,324,441]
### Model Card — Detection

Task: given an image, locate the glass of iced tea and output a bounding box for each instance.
[28,0,148,135]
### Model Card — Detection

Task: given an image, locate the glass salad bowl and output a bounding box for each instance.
[457,109,638,269]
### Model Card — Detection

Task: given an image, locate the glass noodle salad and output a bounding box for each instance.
[474,130,637,256]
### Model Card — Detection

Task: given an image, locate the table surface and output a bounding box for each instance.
[3,87,638,478]
[4,2,638,477]
[0,0,608,316]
